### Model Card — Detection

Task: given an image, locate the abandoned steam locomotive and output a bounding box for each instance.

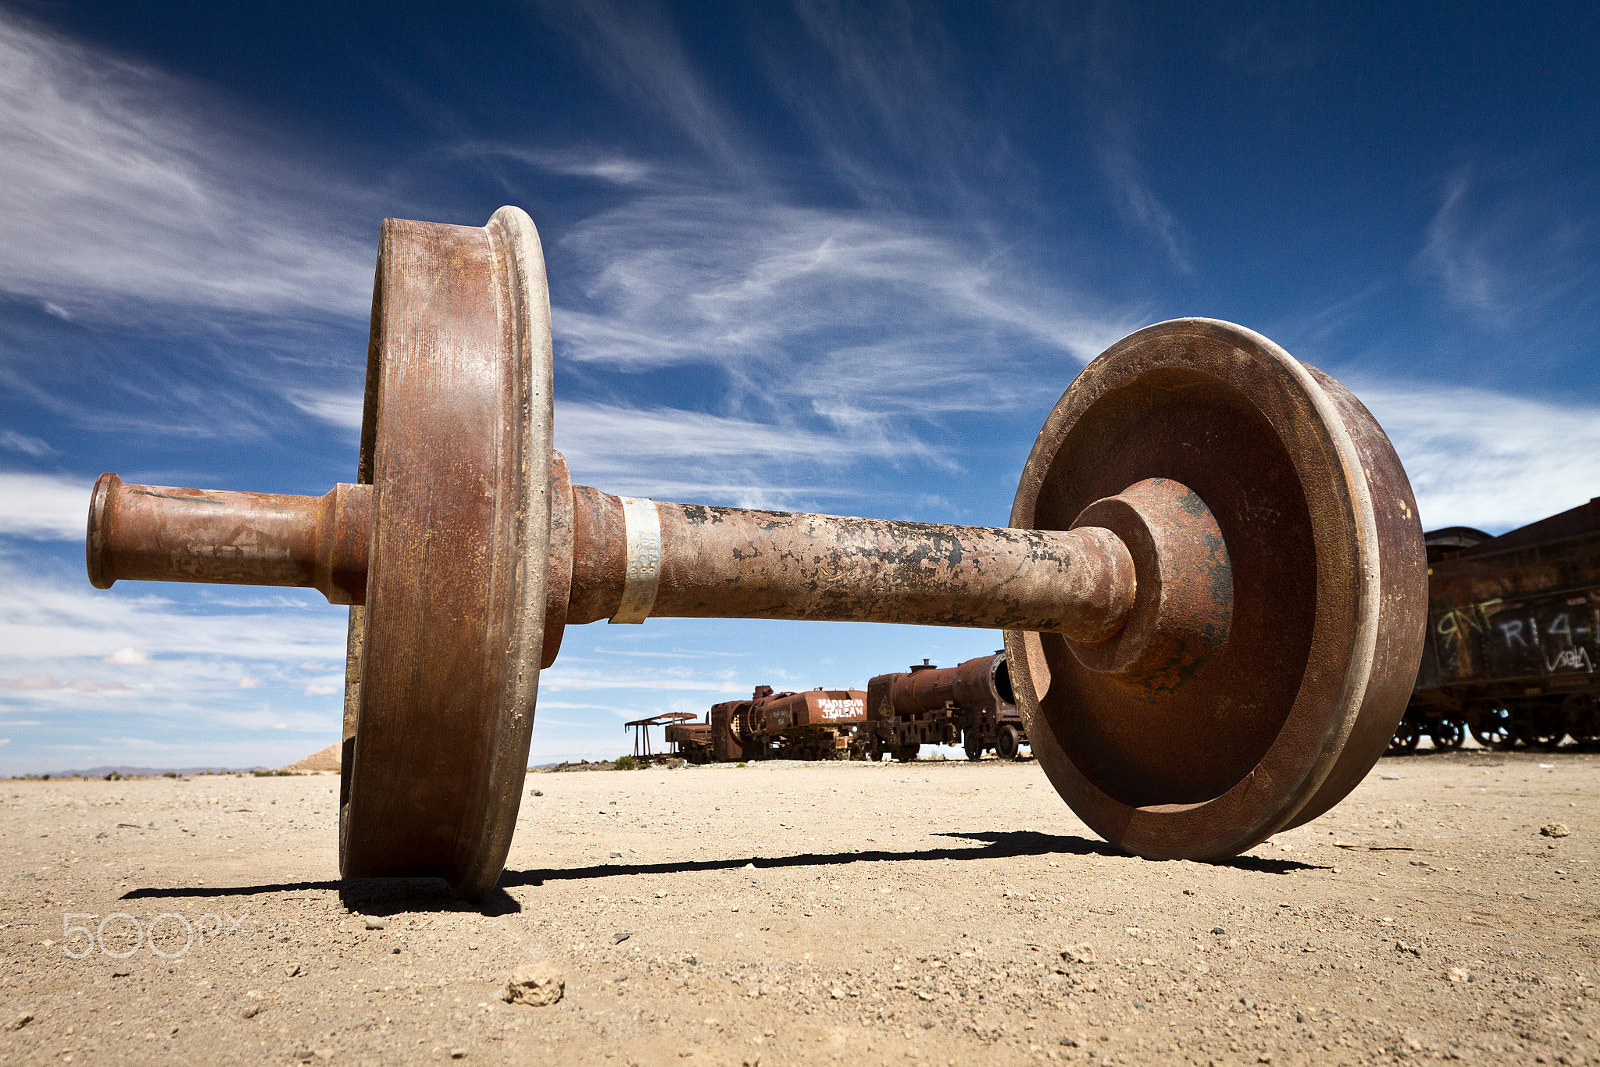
[661,652,1026,763]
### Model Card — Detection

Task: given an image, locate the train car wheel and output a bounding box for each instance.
[996,724,1022,760]
[893,744,920,762]
[1386,718,1420,755]
[1468,705,1512,749]
[1517,699,1567,750]
[964,733,986,761]
[1429,718,1464,751]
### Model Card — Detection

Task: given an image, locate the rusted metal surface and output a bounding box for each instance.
[338,207,553,900]
[90,468,1140,642]
[560,490,1137,639]
[749,689,866,732]
[864,652,1023,761]
[1005,318,1427,861]
[625,712,698,762]
[873,652,1013,718]
[88,474,371,605]
[662,717,713,754]
[671,687,869,763]
[1062,478,1231,697]
[1398,498,1600,748]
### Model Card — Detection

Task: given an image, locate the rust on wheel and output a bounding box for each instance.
[339,207,555,898]
[1004,319,1426,861]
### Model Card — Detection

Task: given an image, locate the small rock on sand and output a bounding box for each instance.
[503,961,564,1007]
[1541,823,1571,838]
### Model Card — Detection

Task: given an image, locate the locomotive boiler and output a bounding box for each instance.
[862,651,1025,762]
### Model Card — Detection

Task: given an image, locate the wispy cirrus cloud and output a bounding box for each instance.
[1094,136,1192,274]
[0,9,374,324]
[1416,166,1600,330]
[456,143,660,188]
[0,561,346,680]
[538,663,749,695]
[0,557,347,772]
[775,0,1035,217]
[554,195,1125,379]
[0,430,52,456]
[1038,5,1192,274]
[527,0,749,175]
[1417,170,1505,318]
[553,399,933,507]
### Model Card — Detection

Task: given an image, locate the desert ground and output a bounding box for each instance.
[0,748,1595,1066]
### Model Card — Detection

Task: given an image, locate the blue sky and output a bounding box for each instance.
[1,1,1597,774]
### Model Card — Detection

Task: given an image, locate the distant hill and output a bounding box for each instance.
[281,742,341,773]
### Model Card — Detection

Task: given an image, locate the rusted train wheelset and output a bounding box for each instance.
[85,208,1428,899]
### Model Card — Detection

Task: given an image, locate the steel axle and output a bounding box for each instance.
[89,474,1142,644]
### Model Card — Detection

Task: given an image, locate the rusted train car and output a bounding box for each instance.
[1391,496,1600,752]
[665,687,867,762]
[662,651,1025,763]
[862,652,1026,762]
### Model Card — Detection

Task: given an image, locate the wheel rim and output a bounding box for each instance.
[1005,319,1427,860]
[340,207,554,898]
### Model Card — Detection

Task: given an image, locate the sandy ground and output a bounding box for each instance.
[0,750,1595,1066]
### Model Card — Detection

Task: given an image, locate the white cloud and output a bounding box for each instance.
[0,561,346,670]
[0,471,92,539]
[538,663,749,694]
[1415,166,1600,331]
[1096,140,1191,273]
[303,683,339,696]
[103,647,151,666]
[1355,380,1600,533]
[0,9,373,322]
[237,676,262,689]
[554,399,932,506]
[0,430,52,456]
[555,196,1122,378]
[285,390,364,431]
[0,676,131,694]
[458,144,659,187]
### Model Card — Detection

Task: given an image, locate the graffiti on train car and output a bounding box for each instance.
[817,697,864,720]
[1391,498,1600,755]
[1430,590,1600,683]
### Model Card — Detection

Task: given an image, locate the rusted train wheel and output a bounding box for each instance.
[1388,718,1421,756]
[1468,704,1512,749]
[339,207,555,899]
[1005,319,1427,862]
[1430,718,1465,751]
